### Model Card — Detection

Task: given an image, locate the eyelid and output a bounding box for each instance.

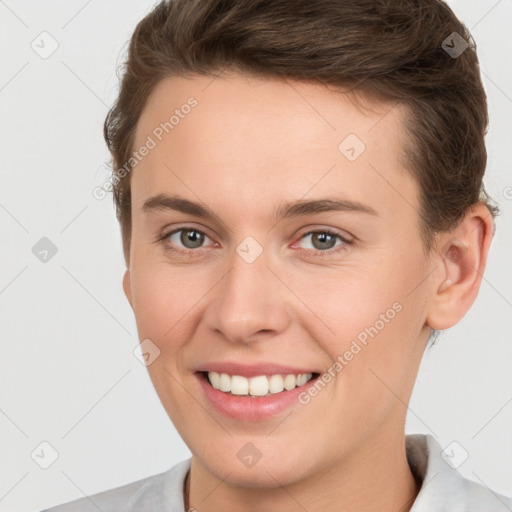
[295,225,353,243]
[157,222,211,238]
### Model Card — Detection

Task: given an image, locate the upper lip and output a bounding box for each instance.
[194,362,319,378]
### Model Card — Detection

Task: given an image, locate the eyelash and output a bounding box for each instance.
[156,227,352,257]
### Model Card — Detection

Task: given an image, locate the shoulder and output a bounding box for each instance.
[407,433,512,512]
[39,458,190,512]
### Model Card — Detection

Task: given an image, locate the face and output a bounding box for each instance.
[124,72,434,487]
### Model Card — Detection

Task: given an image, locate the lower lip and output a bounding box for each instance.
[196,373,317,421]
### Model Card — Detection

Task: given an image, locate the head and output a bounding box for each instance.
[104,0,495,489]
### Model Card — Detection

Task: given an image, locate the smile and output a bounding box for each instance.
[206,371,315,397]
[195,363,321,420]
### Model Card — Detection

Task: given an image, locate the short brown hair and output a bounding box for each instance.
[104,0,497,265]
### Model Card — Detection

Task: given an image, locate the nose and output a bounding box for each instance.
[202,244,292,344]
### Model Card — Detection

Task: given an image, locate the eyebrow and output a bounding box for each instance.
[142,193,378,223]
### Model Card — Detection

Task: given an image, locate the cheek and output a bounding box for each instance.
[287,264,410,347]
[129,260,207,343]
[290,255,428,405]
[128,264,210,433]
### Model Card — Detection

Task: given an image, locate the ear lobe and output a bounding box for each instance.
[426,204,494,330]
[123,269,133,309]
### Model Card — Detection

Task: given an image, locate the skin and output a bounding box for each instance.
[122,72,493,512]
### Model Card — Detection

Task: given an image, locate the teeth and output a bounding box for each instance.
[231,375,249,395]
[283,374,296,390]
[209,371,221,389]
[206,372,314,397]
[269,374,284,394]
[219,372,230,392]
[249,375,269,397]
[296,374,308,386]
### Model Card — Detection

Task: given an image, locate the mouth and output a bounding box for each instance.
[199,371,319,398]
[194,362,322,420]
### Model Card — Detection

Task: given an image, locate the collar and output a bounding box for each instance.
[407,433,512,511]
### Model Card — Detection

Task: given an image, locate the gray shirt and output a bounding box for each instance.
[41,434,512,511]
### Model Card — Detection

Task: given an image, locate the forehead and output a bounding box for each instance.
[135,71,407,154]
[131,72,418,224]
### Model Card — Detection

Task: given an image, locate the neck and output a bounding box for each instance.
[185,427,421,512]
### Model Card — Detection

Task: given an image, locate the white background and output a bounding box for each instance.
[0,1,511,511]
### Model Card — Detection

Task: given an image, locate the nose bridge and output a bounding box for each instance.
[204,239,291,343]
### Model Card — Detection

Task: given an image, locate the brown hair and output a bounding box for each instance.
[104,0,497,265]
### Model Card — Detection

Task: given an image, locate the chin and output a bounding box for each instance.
[212,462,303,489]
[197,445,313,489]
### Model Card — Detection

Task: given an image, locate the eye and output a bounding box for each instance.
[156,226,352,257]
[159,227,213,253]
[295,229,351,255]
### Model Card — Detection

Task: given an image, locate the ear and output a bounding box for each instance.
[123,269,134,310]
[426,203,494,330]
